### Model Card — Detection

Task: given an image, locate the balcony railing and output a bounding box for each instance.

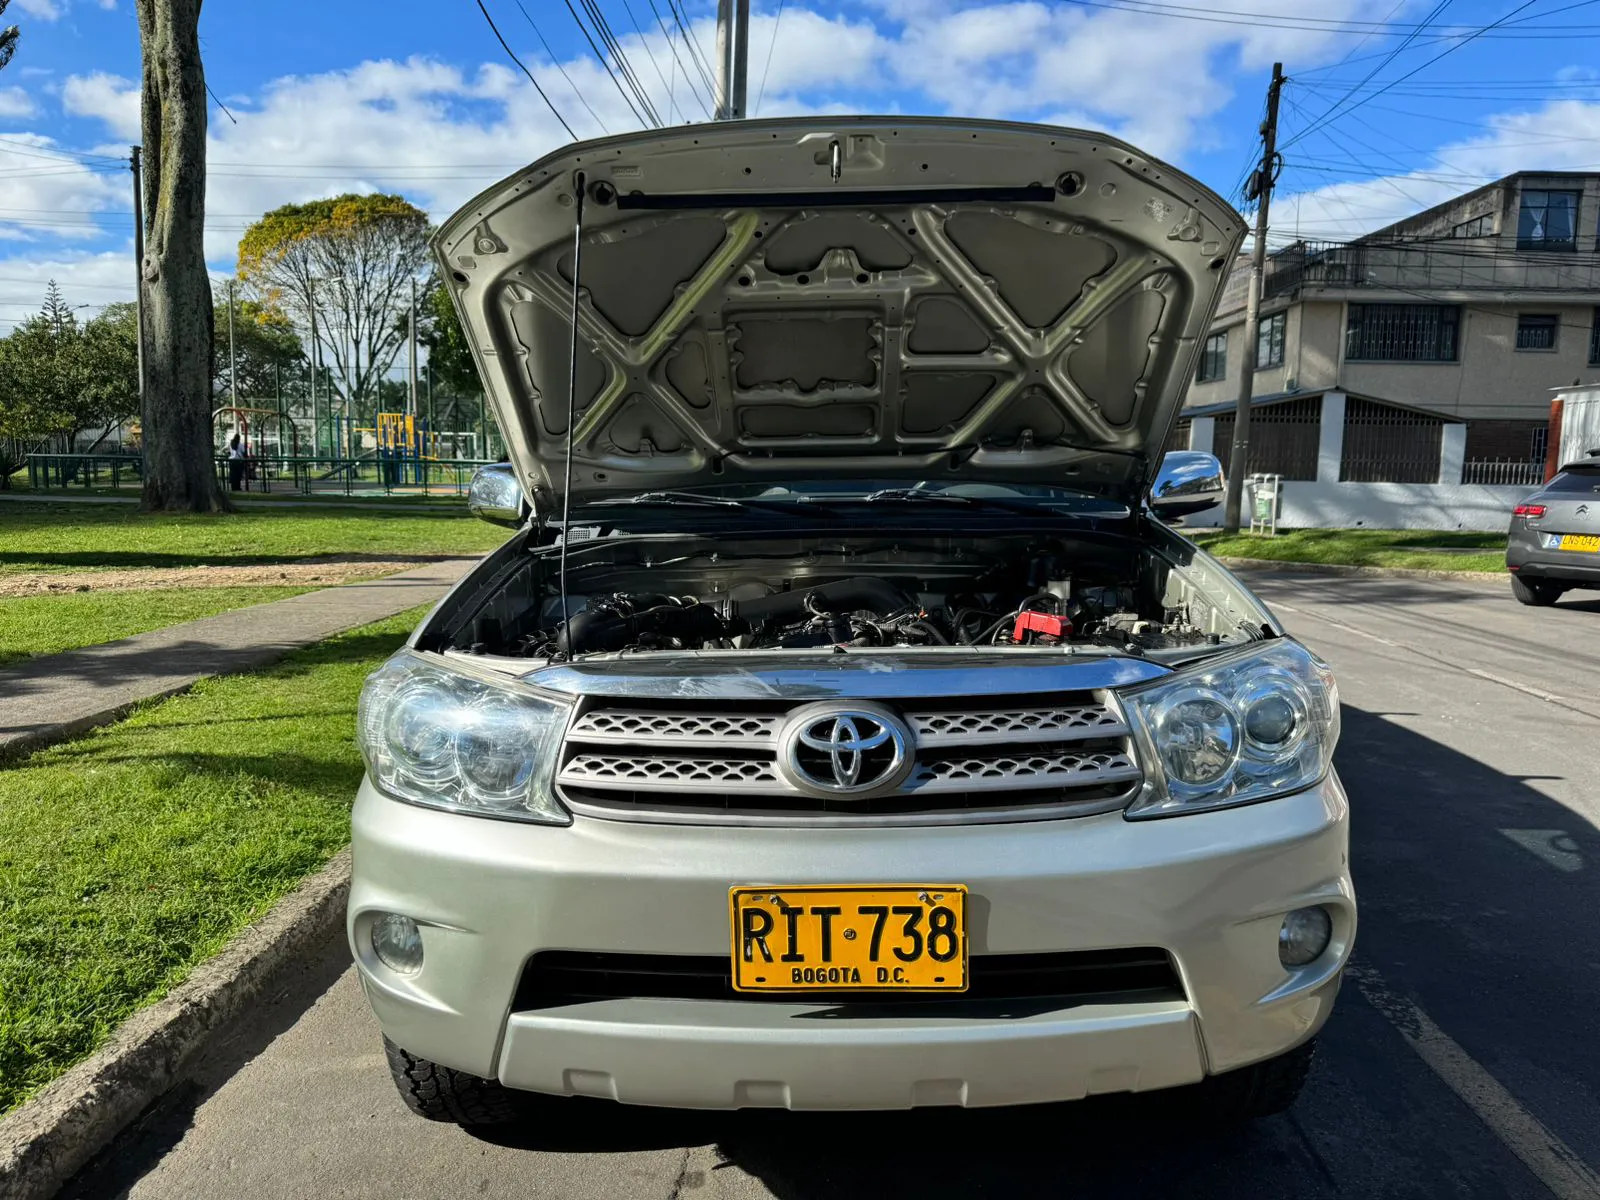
[1264,239,1600,299]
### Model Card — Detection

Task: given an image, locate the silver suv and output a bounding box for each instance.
[349,118,1353,1125]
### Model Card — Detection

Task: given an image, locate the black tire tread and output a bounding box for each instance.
[1511,576,1562,606]
[1199,1037,1317,1121]
[383,1036,520,1125]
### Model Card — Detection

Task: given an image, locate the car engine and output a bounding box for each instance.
[440,533,1234,661]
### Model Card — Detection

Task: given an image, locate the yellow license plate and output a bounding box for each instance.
[730,885,968,992]
[1557,534,1600,553]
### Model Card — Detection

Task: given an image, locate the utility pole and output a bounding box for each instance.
[226,276,237,409]
[407,277,419,421]
[1222,61,1285,534]
[713,0,749,119]
[130,145,147,420]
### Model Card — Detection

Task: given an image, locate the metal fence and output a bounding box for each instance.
[1461,459,1546,486]
[1210,397,1322,481]
[1265,239,1600,300]
[27,453,498,497]
[1340,399,1444,483]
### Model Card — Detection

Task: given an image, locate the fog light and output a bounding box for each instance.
[370,912,424,974]
[1278,906,1332,968]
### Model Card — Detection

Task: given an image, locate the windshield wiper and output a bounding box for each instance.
[861,487,1043,516]
[588,490,833,516]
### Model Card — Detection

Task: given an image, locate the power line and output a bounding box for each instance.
[1285,0,1573,150]
[753,0,786,117]
[664,0,719,99]
[473,0,579,140]
[562,0,655,126]
[616,0,681,122]
[644,0,713,117]
[1059,0,1600,35]
[1282,0,1456,151]
[577,0,663,125]
[512,0,612,134]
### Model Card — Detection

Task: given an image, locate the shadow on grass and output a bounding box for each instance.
[0,551,458,572]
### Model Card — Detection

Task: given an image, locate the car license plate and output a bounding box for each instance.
[729,885,968,992]
[1556,534,1600,553]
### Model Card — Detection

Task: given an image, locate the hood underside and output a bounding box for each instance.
[434,117,1245,509]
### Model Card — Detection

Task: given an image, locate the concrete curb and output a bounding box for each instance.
[1214,555,1508,584]
[0,848,354,1200]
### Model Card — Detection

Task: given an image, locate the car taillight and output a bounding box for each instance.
[1514,504,1546,518]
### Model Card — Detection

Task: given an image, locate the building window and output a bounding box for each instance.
[1516,313,1559,351]
[1345,303,1460,362]
[1517,188,1580,250]
[1451,214,1493,238]
[1256,312,1286,369]
[1590,307,1600,366]
[1197,331,1227,382]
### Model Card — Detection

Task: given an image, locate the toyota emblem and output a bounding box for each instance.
[776,703,912,797]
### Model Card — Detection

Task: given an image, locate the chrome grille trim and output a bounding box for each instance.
[906,748,1139,793]
[555,693,1142,817]
[559,754,780,793]
[907,705,1125,746]
[566,710,781,748]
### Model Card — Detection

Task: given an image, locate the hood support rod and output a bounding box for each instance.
[558,172,587,653]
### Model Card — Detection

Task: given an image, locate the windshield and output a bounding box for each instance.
[583,480,1130,515]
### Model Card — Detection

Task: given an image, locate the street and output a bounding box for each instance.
[67,569,1600,1200]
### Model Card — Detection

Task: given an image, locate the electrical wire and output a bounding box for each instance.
[473,0,578,140]
[665,0,719,99]
[579,0,663,125]
[644,0,713,117]
[562,0,656,127]
[1059,0,1600,35]
[616,0,682,122]
[512,0,612,134]
[753,0,787,118]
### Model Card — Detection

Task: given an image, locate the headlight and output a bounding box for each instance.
[357,653,573,824]
[1122,639,1338,818]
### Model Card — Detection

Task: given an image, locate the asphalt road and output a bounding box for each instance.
[66,569,1600,1200]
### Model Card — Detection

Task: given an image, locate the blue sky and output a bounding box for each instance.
[3,0,1600,332]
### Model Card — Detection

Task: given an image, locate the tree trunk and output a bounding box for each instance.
[136,0,226,513]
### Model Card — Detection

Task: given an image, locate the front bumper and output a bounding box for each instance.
[348,774,1354,1110]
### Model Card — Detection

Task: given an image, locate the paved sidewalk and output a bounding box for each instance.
[0,558,479,755]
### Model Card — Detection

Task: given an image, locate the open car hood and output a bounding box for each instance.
[433,117,1245,511]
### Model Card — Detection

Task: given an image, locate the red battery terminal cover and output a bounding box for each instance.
[1011,610,1072,643]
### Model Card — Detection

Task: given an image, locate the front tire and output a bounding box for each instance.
[1191,1038,1317,1121]
[1511,576,1563,606]
[383,1037,520,1125]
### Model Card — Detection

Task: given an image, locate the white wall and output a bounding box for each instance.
[1184,481,1536,532]
[1557,388,1600,465]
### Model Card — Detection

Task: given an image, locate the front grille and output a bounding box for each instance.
[555,693,1142,824]
[514,949,1184,1010]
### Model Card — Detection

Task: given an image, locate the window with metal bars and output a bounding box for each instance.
[1590,308,1600,366]
[1345,304,1459,362]
[1196,332,1226,382]
[1515,314,1559,351]
[1256,312,1286,369]
[1340,398,1444,483]
[1209,397,1321,481]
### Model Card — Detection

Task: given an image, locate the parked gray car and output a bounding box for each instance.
[347,117,1353,1127]
[1506,458,1600,605]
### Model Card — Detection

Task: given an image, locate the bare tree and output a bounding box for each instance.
[135,0,225,512]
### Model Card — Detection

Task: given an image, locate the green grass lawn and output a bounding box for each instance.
[1192,528,1508,573]
[0,587,315,669]
[0,609,423,1115]
[0,503,511,574]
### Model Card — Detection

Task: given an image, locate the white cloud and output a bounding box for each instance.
[0,86,38,119]
[62,72,141,141]
[11,0,62,19]
[0,251,134,332]
[0,135,125,243]
[1278,99,1600,242]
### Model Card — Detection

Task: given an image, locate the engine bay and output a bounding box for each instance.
[437,532,1248,661]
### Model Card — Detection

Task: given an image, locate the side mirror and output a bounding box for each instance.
[467,463,530,527]
[1149,451,1225,519]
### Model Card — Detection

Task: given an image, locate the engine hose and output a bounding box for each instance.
[729,577,912,628]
